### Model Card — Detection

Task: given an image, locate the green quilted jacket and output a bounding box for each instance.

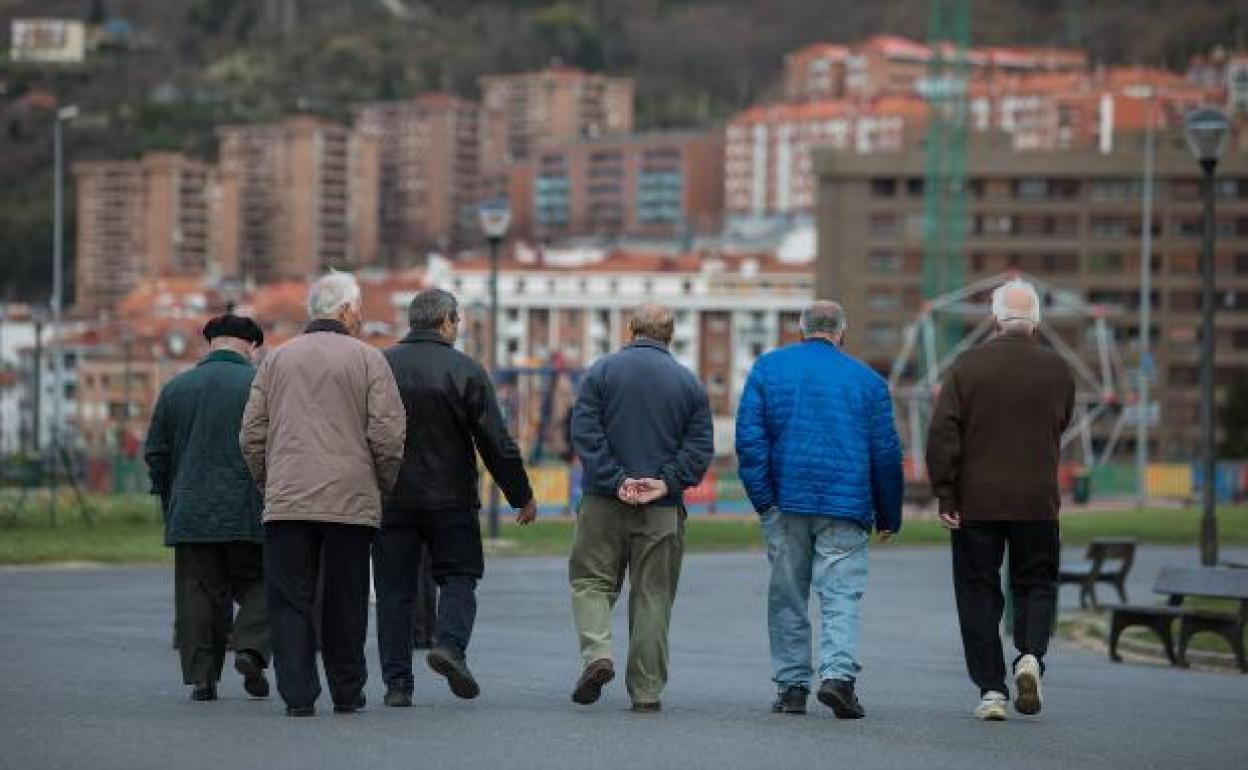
[144,350,264,545]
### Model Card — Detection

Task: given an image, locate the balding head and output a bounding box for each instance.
[801,300,847,343]
[629,304,675,344]
[991,279,1041,336]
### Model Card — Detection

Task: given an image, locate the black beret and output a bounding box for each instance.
[202,314,264,346]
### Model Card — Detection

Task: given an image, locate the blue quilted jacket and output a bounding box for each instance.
[735,339,903,532]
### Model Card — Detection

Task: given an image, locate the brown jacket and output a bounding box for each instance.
[240,320,406,527]
[925,333,1075,522]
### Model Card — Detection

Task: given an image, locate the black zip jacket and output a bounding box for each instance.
[382,329,533,523]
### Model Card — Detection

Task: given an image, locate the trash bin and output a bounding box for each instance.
[1072,469,1091,505]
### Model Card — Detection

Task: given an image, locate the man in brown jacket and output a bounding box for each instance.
[241,272,406,717]
[926,279,1075,722]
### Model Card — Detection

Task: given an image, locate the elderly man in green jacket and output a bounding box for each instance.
[145,314,270,702]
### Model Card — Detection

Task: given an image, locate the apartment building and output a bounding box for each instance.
[74,329,197,451]
[725,98,925,221]
[479,67,634,168]
[353,94,481,262]
[731,64,1219,223]
[73,152,214,313]
[785,36,1088,102]
[814,132,1248,460]
[529,130,724,242]
[415,249,811,423]
[216,116,380,283]
[1187,47,1248,117]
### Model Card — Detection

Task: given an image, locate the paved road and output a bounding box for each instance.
[1,545,1246,770]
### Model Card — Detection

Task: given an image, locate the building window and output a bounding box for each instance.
[867,249,900,274]
[866,323,898,346]
[1087,252,1123,273]
[869,178,897,198]
[869,213,899,237]
[866,290,900,312]
[1089,179,1142,201]
[1013,178,1050,200]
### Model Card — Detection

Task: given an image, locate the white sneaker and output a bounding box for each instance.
[1014,654,1043,716]
[975,691,1008,721]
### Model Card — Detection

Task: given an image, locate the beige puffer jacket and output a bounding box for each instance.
[240,323,406,527]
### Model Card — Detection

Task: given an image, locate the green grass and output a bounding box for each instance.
[1,493,1247,566]
[0,494,169,565]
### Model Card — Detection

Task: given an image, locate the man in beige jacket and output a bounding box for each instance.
[241,272,406,717]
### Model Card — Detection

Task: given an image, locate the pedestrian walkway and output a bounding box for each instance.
[0,547,1244,770]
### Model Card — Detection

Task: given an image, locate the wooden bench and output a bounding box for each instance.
[1058,537,1136,609]
[1108,566,1248,672]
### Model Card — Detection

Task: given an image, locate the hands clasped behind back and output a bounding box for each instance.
[616,477,669,506]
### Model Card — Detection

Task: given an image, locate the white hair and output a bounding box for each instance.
[991,279,1041,334]
[307,272,361,320]
[801,300,847,338]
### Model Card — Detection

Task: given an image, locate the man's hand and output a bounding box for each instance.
[938,501,961,530]
[618,478,641,505]
[515,499,538,526]
[877,530,895,542]
[631,478,668,505]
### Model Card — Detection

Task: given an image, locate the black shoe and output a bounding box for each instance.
[771,686,808,714]
[191,683,217,702]
[817,679,865,719]
[426,647,481,700]
[571,658,615,705]
[630,701,662,713]
[286,705,315,717]
[384,686,413,708]
[234,650,270,699]
[333,693,366,714]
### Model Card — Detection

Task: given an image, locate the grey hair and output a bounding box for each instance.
[801,300,847,338]
[307,272,362,320]
[991,279,1041,334]
[408,288,459,330]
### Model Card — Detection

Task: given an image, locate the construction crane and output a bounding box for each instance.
[920,0,971,359]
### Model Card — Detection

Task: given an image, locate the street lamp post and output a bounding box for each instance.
[478,200,512,541]
[50,105,78,470]
[1136,91,1157,508]
[1183,106,1231,567]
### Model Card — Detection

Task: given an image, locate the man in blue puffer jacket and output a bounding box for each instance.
[736,300,903,719]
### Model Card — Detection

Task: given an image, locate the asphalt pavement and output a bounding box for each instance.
[1,544,1246,770]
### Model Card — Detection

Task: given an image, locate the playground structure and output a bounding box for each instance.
[889,271,1134,479]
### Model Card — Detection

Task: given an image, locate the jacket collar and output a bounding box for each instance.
[627,337,670,354]
[199,349,250,367]
[304,318,351,336]
[400,328,451,347]
[803,336,843,351]
[988,332,1038,346]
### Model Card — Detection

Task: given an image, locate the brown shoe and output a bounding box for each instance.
[630,701,662,713]
[571,658,615,705]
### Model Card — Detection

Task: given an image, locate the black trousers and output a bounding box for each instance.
[373,515,483,689]
[411,543,437,648]
[265,521,373,709]
[174,542,269,685]
[951,520,1059,697]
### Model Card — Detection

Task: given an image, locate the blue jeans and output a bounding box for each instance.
[762,508,870,690]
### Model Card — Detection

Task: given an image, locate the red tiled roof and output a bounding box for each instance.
[788,43,851,62]
[450,248,811,276]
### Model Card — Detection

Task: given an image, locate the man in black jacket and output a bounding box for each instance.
[376,288,536,707]
[567,304,714,713]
